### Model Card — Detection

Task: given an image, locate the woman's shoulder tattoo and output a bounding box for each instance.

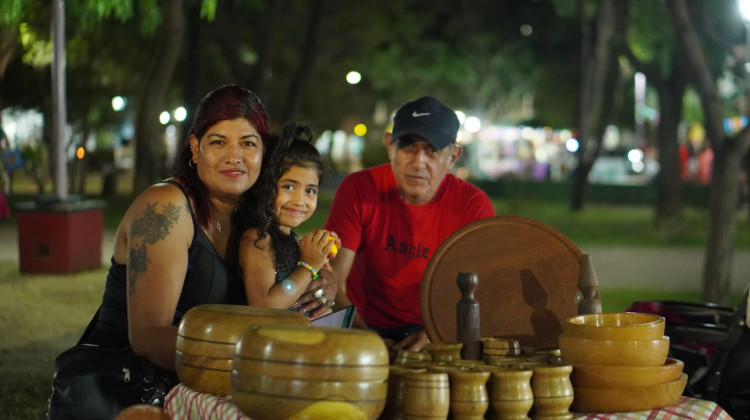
[127,201,183,295]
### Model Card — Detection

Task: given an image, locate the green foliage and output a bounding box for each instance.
[0,0,27,25]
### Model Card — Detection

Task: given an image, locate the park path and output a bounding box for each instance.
[1,220,748,293]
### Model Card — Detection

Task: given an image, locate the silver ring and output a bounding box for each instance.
[313,289,324,299]
[318,296,327,305]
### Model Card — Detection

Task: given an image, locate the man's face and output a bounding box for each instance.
[389,135,462,206]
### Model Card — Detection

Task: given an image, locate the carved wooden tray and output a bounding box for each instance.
[420,216,582,348]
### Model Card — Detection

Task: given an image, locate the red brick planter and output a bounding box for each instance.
[16,198,105,273]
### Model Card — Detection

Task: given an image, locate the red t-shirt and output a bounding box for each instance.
[323,164,496,329]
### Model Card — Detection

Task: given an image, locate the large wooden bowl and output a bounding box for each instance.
[571,373,687,413]
[175,304,310,396]
[559,334,669,366]
[563,312,665,340]
[570,358,684,388]
[570,358,685,388]
[232,325,389,420]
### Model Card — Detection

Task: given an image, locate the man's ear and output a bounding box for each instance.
[447,145,463,170]
[385,132,393,156]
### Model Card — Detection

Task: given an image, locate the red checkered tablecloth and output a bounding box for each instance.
[164,383,732,420]
[573,396,732,420]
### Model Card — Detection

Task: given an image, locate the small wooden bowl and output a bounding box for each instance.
[558,334,669,366]
[394,350,432,365]
[572,373,687,413]
[481,337,520,350]
[570,358,684,388]
[563,312,665,340]
[424,341,463,363]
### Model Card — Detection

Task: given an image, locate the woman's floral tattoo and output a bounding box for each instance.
[128,202,182,295]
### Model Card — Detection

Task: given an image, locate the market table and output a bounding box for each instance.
[164,383,733,420]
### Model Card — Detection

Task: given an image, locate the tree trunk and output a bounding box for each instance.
[133,0,185,195]
[281,0,325,123]
[570,0,630,211]
[654,81,685,233]
[703,150,742,304]
[667,0,750,304]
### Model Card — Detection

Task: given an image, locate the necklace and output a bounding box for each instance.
[216,220,222,233]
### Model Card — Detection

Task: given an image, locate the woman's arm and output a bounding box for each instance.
[123,184,193,370]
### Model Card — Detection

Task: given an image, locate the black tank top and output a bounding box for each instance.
[87,179,246,347]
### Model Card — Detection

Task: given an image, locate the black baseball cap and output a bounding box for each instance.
[391,96,460,150]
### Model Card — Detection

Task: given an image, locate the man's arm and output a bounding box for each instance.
[328,247,368,329]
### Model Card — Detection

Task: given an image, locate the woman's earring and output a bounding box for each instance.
[188,160,196,169]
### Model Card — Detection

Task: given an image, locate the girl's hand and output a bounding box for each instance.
[298,229,332,271]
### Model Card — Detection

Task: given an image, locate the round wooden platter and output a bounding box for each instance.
[420,216,582,349]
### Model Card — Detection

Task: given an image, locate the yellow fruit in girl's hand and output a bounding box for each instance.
[327,235,338,256]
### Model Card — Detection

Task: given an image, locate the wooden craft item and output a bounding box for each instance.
[571,373,688,413]
[489,367,534,420]
[456,272,482,360]
[421,216,582,348]
[576,254,602,314]
[558,334,670,366]
[562,312,665,340]
[232,325,389,420]
[402,371,450,420]
[449,370,490,420]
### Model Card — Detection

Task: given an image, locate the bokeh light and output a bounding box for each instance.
[346,71,362,84]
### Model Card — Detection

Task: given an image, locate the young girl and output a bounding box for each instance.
[236,123,339,315]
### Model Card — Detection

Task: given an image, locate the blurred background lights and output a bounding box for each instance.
[627,148,644,163]
[353,123,367,136]
[464,116,482,133]
[159,111,171,125]
[346,71,361,84]
[520,24,533,36]
[566,138,580,152]
[76,146,85,159]
[174,106,187,122]
[455,110,466,124]
[111,96,126,112]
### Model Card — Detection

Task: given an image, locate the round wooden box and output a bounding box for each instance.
[232,325,389,420]
[175,304,309,396]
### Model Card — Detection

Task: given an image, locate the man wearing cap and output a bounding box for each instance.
[323,96,495,353]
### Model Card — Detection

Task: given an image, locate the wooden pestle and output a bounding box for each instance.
[456,272,481,360]
[577,254,603,314]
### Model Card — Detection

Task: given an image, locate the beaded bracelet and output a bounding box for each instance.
[297,260,319,279]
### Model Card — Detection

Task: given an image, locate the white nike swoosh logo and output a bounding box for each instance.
[412,111,431,117]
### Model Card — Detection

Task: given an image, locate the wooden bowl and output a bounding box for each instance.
[563,312,665,340]
[558,334,669,366]
[235,325,389,371]
[571,357,684,388]
[176,304,309,396]
[394,350,432,365]
[424,341,463,363]
[232,378,385,420]
[572,373,687,413]
[232,325,389,420]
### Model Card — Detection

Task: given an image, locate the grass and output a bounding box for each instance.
[3,175,749,419]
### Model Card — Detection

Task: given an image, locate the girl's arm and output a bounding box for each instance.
[239,228,332,309]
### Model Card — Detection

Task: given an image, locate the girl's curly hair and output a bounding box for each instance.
[228,122,325,271]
